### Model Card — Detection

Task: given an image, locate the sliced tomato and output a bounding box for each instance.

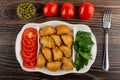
[22,39,37,48]
[22,28,37,42]
[22,45,37,53]
[21,28,38,68]
[23,60,36,68]
[21,50,36,60]
[25,56,37,63]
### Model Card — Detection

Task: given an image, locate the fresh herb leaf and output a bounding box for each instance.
[76,31,91,41]
[74,31,94,71]
[79,52,92,60]
[74,55,81,71]
[74,54,89,71]
[74,41,79,51]
[78,37,94,47]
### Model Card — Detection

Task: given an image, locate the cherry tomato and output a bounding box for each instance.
[23,60,36,68]
[43,2,58,17]
[78,2,94,20]
[60,2,75,18]
[22,28,37,42]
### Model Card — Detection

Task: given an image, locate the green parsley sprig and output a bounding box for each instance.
[74,31,94,71]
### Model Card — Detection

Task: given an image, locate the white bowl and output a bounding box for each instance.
[15,20,97,76]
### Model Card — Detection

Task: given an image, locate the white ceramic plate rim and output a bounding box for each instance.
[15,20,97,76]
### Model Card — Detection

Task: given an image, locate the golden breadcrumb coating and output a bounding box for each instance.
[62,57,73,71]
[61,34,73,48]
[60,45,72,58]
[52,47,63,61]
[46,61,61,72]
[51,35,62,47]
[56,25,72,35]
[40,36,55,48]
[42,47,52,62]
[37,52,46,68]
[39,26,56,36]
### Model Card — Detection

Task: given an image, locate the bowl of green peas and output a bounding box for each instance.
[17,2,36,19]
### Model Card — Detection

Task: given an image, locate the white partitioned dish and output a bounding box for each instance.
[15,21,97,76]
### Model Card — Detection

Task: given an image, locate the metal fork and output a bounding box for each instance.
[102,9,112,71]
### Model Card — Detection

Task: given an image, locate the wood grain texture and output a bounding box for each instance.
[0,0,120,80]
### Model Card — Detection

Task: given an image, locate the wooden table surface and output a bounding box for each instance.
[0,0,120,80]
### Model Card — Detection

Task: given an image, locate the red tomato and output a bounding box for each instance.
[78,2,94,20]
[21,28,38,68]
[22,28,37,42]
[25,57,37,63]
[60,2,75,18]
[43,2,58,17]
[22,39,37,48]
[22,45,37,53]
[23,60,36,68]
[21,50,36,60]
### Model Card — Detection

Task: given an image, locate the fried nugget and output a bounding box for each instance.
[59,45,72,58]
[39,26,56,36]
[56,25,72,35]
[42,47,52,62]
[37,53,46,68]
[52,47,63,61]
[46,61,61,72]
[40,36,55,48]
[51,35,62,47]
[61,34,73,48]
[62,57,73,71]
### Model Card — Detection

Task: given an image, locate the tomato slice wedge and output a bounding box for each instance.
[22,45,37,53]
[25,56,37,63]
[21,50,36,60]
[22,39,37,48]
[22,28,37,42]
[23,60,36,68]
[21,28,38,68]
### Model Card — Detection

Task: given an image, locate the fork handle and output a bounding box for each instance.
[102,30,109,71]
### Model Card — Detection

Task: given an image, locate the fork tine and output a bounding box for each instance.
[103,10,107,22]
[106,9,109,21]
[106,10,109,21]
[103,9,112,22]
[108,9,112,22]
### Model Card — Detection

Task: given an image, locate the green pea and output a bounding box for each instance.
[17,2,35,19]
[31,12,33,14]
